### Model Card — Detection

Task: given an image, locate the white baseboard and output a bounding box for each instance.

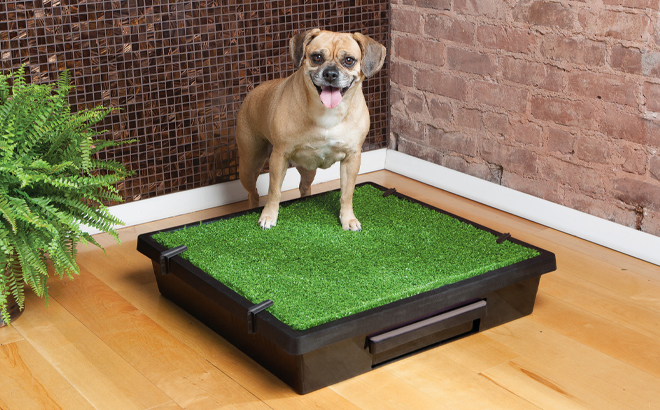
[82,148,388,235]
[384,150,660,266]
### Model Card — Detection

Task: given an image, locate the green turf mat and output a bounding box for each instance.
[152,184,539,330]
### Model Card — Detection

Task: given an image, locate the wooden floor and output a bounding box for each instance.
[2,170,660,410]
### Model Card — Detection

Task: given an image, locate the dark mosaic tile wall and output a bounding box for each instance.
[0,0,389,204]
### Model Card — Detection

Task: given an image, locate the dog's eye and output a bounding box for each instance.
[343,56,356,67]
[311,54,323,64]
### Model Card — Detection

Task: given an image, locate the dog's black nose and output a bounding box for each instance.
[322,67,340,82]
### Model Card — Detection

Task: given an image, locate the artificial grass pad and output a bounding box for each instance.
[152,184,540,331]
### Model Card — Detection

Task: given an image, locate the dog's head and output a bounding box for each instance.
[290,29,386,109]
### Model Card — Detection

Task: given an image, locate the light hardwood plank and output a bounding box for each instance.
[530,291,660,379]
[0,340,95,410]
[490,355,637,410]
[538,228,660,281]
[331,367,451,410]
[77,238,156,288]
[11,293,172,410]
[631,287,660,311]
[544,244,660,300]
[432,332,521,374]
[207,352,361,410]
[480,361,592,410]
[485,317,660,409]
[0,325,23,346]
[46,267,269,410]
[146,401,185,410]
[109,280,231,360]
[386,346,538,410]
[540,272,660,338]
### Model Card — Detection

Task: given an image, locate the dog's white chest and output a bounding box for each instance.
[289,105,365,171]
[292,134,350,170]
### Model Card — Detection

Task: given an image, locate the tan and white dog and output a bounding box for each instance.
[235,29,386,231]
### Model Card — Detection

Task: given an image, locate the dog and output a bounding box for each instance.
[235,29,386,231]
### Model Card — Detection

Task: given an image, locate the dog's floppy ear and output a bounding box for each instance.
[290,28,321,69]
[352,33,386,78]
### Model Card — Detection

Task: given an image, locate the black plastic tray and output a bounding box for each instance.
[137,182,556,393]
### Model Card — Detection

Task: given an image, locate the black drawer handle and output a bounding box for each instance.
[368,300,487,354]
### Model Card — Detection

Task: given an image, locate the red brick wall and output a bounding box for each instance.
[390,0,660,236]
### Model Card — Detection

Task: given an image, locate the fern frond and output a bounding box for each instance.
[0,195,18,232]
[6,229,49,296]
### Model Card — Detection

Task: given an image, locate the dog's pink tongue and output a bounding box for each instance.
[320,86,342,109]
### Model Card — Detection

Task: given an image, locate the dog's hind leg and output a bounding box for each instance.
[296,166,317,197]
[237,133,270,209]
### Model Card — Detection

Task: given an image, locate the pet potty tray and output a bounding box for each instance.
[137,182,556,394]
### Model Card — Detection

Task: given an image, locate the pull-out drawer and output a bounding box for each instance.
[368,300,487,366]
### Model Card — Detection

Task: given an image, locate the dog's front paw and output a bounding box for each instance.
[341,217,362,232]
[258,213,278,229]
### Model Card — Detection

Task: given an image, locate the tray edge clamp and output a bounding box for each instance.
[159,245,188,275]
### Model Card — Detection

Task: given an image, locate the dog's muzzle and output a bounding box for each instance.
[312,67,354,109]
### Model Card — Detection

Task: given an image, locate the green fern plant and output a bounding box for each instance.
[0,67,133,324]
